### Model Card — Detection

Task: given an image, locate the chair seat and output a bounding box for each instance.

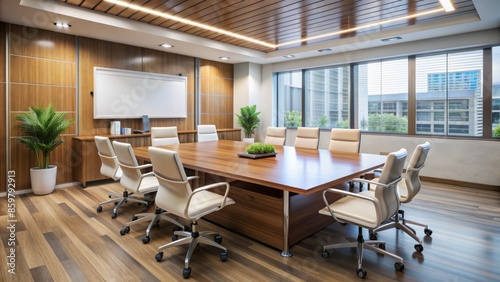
[319,191,379,228]
[137,175,159,194]
[187,190,235,219]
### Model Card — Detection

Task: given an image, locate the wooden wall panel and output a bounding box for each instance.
[0,22,6,193]
[9,24,77,190]
[78,37,144,136]
[199,59,233,128]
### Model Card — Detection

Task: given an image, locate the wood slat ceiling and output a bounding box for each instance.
[57,0,477,53]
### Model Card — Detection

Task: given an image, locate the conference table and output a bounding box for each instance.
[133,140,386,257]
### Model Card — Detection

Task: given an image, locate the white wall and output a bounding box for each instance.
[245,28,500,187]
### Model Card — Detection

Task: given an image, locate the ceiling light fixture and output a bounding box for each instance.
[219,56,230,60]
[160,43,173,48]
[105,0,453,51]
[381,36,402,42]
[53,22,71,28]
[283,55,295,58]
[439,0,455,12]
[276,7,447,48]
[105,0,275,49]
[318,48,333,52]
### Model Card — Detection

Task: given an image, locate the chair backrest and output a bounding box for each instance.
[94,136,122,180]
[148,147,193,218]
[374,148,408,222]
[151,126,180,147]
[264,127,287,146]
[328,128,361,153]
[402,142,431,203]
[197,124,219,142]
[294,127,319,149]
[112,141,144,192]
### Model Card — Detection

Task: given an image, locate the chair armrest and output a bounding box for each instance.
[187,176,200,181]
[187,182,232,213]
[142,171,155,178]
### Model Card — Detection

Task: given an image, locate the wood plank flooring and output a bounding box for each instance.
[1,181,499,281]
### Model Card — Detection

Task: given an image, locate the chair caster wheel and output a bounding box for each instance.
[111,213,117,219]
[424,228,433,236]
[214,235,222,244]
[155,252,163,262]
[220,252,228,262]
[183,267,191,279]
[369,233,378,240]
[321,250,329,258]
[356,268,367,278]
[172,235,178,241]
[96,206,102,213]
[142,236,150,244]
[415,244,423,252]
[120,226,130,236]
[378,243,385,250]
[114,202,118,206]
[395,262,405,271]
[131,215,138,221]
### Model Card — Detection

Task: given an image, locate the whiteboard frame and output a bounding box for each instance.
[93,67,187,119]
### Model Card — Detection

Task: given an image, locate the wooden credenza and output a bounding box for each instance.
[73,128,241,187]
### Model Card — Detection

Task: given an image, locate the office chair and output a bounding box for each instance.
[197,124,219,142]
[328,128,361,153]
[95,136,124,213]
[148,146,235,279]
[369,142,432,252]
[151,126,180,146]
[319,148,408,278]
[108,141,157,219]
[264,126,287,146]
[293,127,319,149]
[328,128,361,188]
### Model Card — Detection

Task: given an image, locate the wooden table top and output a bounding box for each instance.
[134,140,387,195]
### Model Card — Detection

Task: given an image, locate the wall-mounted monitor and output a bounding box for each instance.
[93,67,187,119]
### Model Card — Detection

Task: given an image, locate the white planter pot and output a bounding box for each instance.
[242,137,255,143]
[30,165,57,195]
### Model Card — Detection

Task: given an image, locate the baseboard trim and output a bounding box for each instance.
[421,176,500,191]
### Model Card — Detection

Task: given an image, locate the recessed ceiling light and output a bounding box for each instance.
[219,56,230,60]
[381,36,403,42]
[318,48,332,53]
[53,22,71,28]
[160,43,173,48]
[283,55,295,58]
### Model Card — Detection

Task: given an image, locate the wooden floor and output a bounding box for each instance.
[1,180,499,281]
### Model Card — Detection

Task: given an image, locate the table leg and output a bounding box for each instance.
[280,190,292,257]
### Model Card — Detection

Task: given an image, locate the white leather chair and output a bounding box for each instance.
[319,148,408,278]
[95,136,123,213]
[149,146,235,279]
[264,127,287,146]
[293,127,319,149]
[328,128,361,153]
[151,126,180,146]
[197,124,219,142]
[370,142,432,252]
[109,141,158,219]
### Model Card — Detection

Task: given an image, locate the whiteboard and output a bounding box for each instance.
[93,67,187,119]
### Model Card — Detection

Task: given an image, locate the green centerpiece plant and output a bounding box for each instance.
[245,142,276,154]
[236,105,260,141]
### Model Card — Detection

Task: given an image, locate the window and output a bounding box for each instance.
[415,50,483,136]
[277,71,302,127]
[357,58,408,133]
[304,66,350,128]
[493,46,500,138]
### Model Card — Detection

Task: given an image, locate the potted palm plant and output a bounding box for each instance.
[16,104,73,195]
[236,105,260,143]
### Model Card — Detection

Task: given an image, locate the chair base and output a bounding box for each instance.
[155,220,228,279]
[96,190,151,219]
[371,210,432,252]
[120,207,184,244]
[322,227,404,278]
